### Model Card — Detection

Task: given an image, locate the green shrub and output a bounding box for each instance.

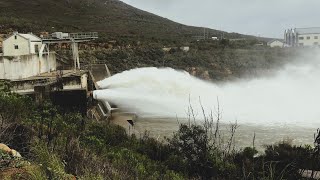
[28,166,47,180]
[134,132,171,162]
[106,148,184,179]
[167,123,238,179]
[81,123,128,151]
[30,141,72,180]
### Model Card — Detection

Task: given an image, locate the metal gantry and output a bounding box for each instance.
[41,32,98,70]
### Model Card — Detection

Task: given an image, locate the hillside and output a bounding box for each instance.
[0,0,284,82]
[0,0,250,42]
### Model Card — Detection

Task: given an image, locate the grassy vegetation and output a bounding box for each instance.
[1,81,320,179]
[0,0,258,43]
[77,40,297,81]
[0,0,284,82]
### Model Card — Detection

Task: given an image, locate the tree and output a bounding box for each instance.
[168,124,217,178]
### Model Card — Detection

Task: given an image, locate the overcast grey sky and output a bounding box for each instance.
[120,0,320,38]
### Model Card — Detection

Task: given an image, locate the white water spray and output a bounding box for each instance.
[94,51,320,127]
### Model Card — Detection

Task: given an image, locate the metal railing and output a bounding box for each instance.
[69,32,98,39]
[41,32,98,40]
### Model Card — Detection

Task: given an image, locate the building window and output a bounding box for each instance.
[315,36,319,39]
[35,44,39,53]
[14,35,17,40]
[307,36,311,40]
[299,37,304,40]
[14,45,19,49]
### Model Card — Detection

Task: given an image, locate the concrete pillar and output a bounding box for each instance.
[71,41,80,70]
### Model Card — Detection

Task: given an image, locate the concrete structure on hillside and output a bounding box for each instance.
[0,32,54,79]
[211,37,218,40]
[42,32,98,70]
[162,46,190,52]
[0,31,99,80]
[0,53,56,79]
[284,27,320,47]
[162,47,172,52]
[180,46,190,52]
[267,40,285,48]
[2,32,43,56]
[0,31,112,121]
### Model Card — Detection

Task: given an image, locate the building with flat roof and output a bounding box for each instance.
[284,27,320,47]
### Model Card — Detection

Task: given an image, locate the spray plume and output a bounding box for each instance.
[94,50,320,127]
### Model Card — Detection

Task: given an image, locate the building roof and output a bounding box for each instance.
[2,32,41,42]
[295,27,320,35]
[19,33,41,41]
[267,39,284,45]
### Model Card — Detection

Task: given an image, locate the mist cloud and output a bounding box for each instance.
[94,49,320,127]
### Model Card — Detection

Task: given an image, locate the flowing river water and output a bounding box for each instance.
[111,115,315,151]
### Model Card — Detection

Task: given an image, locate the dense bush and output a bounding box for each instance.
[1,84,320,179]
[81,122,128,150]
[169,124,218,178]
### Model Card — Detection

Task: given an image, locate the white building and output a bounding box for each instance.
[2,32,43,56]
[0,54,56,80]
[180,46,190,52]
[284,27,320,47]
[267,40,284,48]
[211,37,218,40]
[0,32,56,80]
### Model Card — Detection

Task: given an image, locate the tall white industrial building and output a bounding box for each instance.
[284,27,320,47]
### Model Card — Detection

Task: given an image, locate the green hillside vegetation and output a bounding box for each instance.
[76,40,298,81]
[0,0,252,42]
[0,0,284,81]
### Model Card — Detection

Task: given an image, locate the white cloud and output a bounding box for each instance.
[121,0,320,38]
